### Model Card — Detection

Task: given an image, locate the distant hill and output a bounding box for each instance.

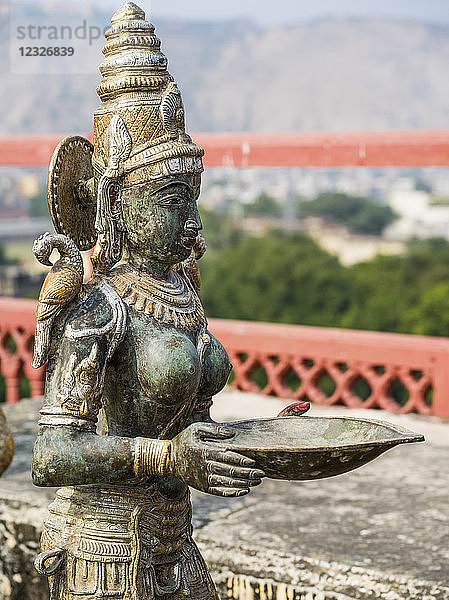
[1,2,448,135]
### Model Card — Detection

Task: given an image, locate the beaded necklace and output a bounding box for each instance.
[107,263,206,330]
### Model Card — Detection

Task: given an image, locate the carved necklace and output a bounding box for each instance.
[107,263,206,330]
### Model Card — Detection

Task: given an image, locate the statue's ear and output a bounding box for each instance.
[95,175,121,234]
[92,176,124,273]
[193,174,201,200]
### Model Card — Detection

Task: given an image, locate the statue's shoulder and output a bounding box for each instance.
[59,278,128,346]
[41,279,128,428]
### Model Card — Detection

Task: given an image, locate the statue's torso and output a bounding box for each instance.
[102,303,232,440]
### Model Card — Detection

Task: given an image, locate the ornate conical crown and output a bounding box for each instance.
[92,2,204,185]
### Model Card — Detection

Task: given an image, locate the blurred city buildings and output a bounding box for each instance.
[3,165,449,269]
[198,167,449,264]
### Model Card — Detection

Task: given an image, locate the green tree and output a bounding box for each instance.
[198,206,242,252]
[299,192,397,235]
[0,243,18,266]
[199,227,449,338]
[415,179,432,193]
[200,232,352,326]
[347,203,398,235]
[29,189,48,218]
[342,238,449,334]
[340,253,409,332]
[0,243,8,265]
[405,282,449,337]
[245,193,282,218]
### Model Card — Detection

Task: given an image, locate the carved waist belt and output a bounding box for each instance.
[43,483,192,563]
[38,483,217,600]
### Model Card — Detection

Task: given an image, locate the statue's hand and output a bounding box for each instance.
[170,422,265,497]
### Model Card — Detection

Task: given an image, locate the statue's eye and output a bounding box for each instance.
[156,194,184,207]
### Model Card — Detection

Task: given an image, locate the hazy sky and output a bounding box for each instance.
[19,0,449,25]
[99,0,449,25]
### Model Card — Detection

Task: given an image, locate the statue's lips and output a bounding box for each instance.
[181,235,197,249]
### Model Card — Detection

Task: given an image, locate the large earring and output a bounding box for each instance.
[91,177,124,274]
[109,182,124,265]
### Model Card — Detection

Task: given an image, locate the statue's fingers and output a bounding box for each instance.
[208,473,261,488]
[195,422,235,440]
[208,486,250,498]
[221,449,256,466]
[206,448,255,467]
[207,461,265,480]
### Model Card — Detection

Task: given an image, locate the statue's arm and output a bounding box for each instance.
[32,329,137,487]
[32,428,136,487]
[33,365,263,494]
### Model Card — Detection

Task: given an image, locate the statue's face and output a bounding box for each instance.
[120,174,202,270]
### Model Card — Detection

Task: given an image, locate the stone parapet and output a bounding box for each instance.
[0,392,447,599]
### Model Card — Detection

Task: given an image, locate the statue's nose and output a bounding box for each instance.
[185,219,202,235]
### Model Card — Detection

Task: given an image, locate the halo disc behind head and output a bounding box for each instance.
[48,135,97,251]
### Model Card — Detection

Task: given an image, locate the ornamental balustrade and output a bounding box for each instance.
[1,298,449,417]
[0,298,45,404]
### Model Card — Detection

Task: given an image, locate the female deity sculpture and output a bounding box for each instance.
[31,3,424,598]
[31,3,264,598]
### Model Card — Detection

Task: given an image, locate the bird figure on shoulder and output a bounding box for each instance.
[32,232,84,368]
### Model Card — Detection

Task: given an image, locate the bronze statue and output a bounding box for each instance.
[31,4,424,599]
[32,4,263,598]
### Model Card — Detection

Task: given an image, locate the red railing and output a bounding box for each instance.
[1,130,449,167]
[1,298,449,417]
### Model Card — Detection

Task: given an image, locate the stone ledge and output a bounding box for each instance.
[1,391,448,599]
[0,476,51,600]
[201,541,449,600]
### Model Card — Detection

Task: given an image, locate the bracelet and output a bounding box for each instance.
[134,438,171,478]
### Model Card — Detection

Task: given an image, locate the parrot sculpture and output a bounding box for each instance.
[32,232,84,368]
